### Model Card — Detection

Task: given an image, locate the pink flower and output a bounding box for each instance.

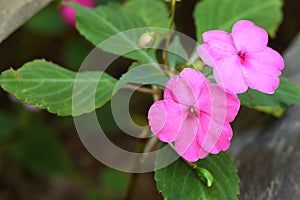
[198,20,284,94]
[148,68,240,162]
[61,0,96,27]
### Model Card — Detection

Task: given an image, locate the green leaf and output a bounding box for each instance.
[194,0,283,42]
[168,35,188,69]
[118,63,169,88]
[72,3,145,45]
[155,151,239,200]
[124,0,169,28]
[0,59,117,116]
[239,77,300,116]
[71,3,165,63]
[127,62,141,71]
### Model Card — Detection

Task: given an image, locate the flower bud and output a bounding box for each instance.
[61,0,96,27]
[138,32,155,48]
[195,167,214,187]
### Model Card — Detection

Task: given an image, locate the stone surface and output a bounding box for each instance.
[0,0,53,43]
[230,32,300,199]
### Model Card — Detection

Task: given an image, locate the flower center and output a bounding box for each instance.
[188,106,199,117]
[237,50,247,64]
[189,106,195,113]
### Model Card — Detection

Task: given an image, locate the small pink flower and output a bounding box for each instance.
[61,0,96,27]
[198,20,284,94]
[148,68,240,162]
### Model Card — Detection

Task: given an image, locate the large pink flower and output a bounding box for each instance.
[148,68,240,162]
[61,0,96,27]
[198,20,284,94]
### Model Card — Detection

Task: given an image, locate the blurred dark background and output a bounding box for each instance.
[0,0,299,199]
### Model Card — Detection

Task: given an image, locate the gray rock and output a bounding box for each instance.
[0,0,53,43]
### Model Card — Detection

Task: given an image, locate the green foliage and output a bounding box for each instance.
[86,167,130,200]
[25,3,67,35]
[0,0,296,199]
[87,191,110,200]
[119,63,169,87]
[71,3,169,63]
[124,0,170,28]
[155,150,239,200]
[194,0,283,42]
[13,127,68,175]
[168,35,188,69]
[100,168,130,196]
[0,112,16,140]
[71,3,145,46]
[62,38,93,70]
[97,101,121,133]
[239,77,300,116]
[0,60,117,116]
[97,0,123,4]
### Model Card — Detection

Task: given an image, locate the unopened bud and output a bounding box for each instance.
[193,60,205,71]
[195,167,214,187]
[138,32,155,48]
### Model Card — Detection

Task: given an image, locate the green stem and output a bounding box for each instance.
[163,0,178,70]
[183,158,197,169]
[124,84,161,96]
[246,90,254,101]
[125,128,159,199]
[205,70,213,78]
[167,142,213,187]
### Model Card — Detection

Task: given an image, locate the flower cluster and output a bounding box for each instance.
[148,20,284,162]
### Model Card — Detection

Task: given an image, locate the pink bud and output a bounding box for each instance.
[61,0,96,27]
[138,32,155,48]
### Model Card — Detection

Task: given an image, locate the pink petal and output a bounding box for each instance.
[197,114,220,153]
[164,72,198,106]
[194,80,212,115]
[61,5,77,26]
[195,84,239,153]
[179,68,210,99]
[198,44,215,67]
[214,56,248,94]
[202,30,236,54]
[209,84,240,123]
[175,117,200,162]
[199,148,210,159]
[61,0,96,27]
[232,20,268,52]
[176,138,201,162]
[198,30,236,65]
[197,84,240,123]
[243,47,284,94]
[197,114,233,154]
[209,123,233,154]
[148,99,187,142]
